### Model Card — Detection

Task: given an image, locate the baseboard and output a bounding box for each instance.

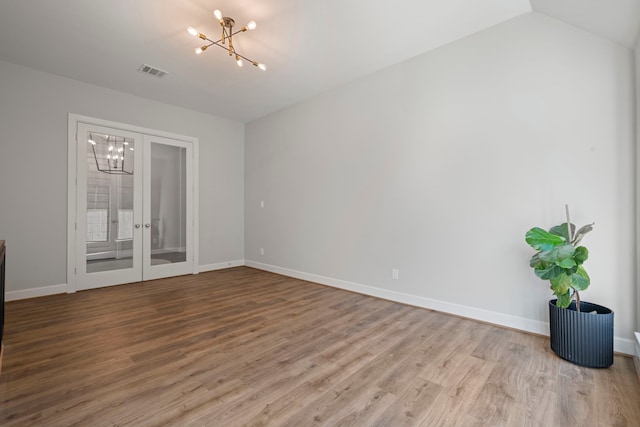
[6,283,70,302]
[615,337,636,357]
[198,259,245,273]
[635,332,640,384]
[245,260,636,356]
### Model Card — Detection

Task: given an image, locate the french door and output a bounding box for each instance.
[72,120,196,291]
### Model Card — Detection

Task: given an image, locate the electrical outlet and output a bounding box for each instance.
[260,248,264,255]
[260,200,264,208]
[392,269,399,280]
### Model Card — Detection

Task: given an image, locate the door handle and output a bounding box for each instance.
[135,224,141,228]
[145,223,151,228]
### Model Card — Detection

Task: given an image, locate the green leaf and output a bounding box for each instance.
[534,264,565,280]
[556,256,577,269]
[573,246,589,265]
[549,223,574,241]
[555,290,572,308]
[570,266,590,291]
[550,272,572,296]
[529,252,546,268]
[536,244,575,264]
[525,227,565,251]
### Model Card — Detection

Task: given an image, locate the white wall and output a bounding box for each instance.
[0,59,245,293]
[246,12,637,352]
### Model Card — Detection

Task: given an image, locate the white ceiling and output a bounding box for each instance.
[530,0,640,48]
[0,1,637,123]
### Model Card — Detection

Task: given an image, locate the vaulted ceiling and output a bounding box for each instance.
[0,1,637,122]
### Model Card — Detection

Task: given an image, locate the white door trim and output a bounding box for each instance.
[67,114,199,292]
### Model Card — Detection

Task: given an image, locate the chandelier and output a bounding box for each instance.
[188,9,266,70]
[88,133,134,175]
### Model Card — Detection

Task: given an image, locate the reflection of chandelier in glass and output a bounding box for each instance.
[88,133,134,175]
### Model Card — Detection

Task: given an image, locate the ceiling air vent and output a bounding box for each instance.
[138,64,168,78]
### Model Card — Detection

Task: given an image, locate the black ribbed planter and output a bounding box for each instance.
[549,299,613,368]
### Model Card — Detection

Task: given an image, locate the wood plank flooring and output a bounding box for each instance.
[1,266,639,426]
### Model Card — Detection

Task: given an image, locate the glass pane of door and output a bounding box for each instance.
[144,136,193,280]
[150,143,186,264]
[76,123,143,290]
[85,131,136,273]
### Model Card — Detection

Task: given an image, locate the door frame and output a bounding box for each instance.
[67,114,199,293]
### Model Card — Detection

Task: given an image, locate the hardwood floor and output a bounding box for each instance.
[1,267,639,426]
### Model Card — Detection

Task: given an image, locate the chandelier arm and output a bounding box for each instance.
[227,28,248,38]
[222,25,231,43]
[208,41,259,64]
[231,50,258,65]
[201,32,259,62]
[201,27,250,46]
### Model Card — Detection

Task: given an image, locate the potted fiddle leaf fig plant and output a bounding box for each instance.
[525,205,613,368]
